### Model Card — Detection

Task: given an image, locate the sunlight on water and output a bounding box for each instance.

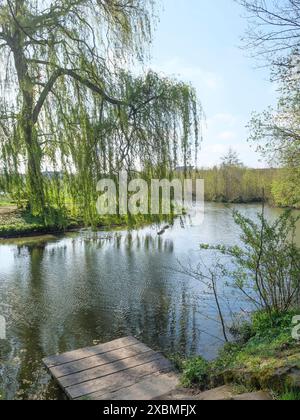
[0,203,299,399]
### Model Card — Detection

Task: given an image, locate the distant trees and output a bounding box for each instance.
[196,149,278,204]
[197,166,277,204]
[221,148,243,168]
[220,148,244,201]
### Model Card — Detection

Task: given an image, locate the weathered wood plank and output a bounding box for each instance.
[43,336,138,368]
[74,358,173,400]
[51,342,152,378]
[43,337,179,400]
[97,372,180,401]
[57,350,162,389]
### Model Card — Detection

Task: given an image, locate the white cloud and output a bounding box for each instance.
[150,57,222,91]
[217,130,237,141]
[147,58,268,168]
[203,112,240,144]
[207,113,238,127]
[199,111,252,166]
[198,140,267,168]
[198,143,227,167]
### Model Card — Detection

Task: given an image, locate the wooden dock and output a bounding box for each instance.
[43,336,179,400]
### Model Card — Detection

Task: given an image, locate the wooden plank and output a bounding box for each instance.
[43,337,179,401]
[96,372,180,401]
[74,358,173,400]
[57,350,162,389]
[43,337,139,368]
[51,342,153,378]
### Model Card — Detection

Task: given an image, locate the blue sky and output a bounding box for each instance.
[148,0,277,168]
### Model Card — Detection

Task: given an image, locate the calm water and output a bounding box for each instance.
[0,203,299,400]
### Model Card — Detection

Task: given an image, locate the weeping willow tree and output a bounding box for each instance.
[0,0,202,224]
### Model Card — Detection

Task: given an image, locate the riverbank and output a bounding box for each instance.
[0,201,298,239]
[210,197,300,209]
[0,204,171,239]
[0,205,80,238]
[178,311,300,400]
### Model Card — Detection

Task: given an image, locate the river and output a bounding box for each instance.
[0,203,299,399]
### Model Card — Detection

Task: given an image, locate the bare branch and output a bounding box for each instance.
[239,0,300,62]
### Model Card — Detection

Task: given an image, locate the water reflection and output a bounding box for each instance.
[0,203,299,399]
[0,229,199,399]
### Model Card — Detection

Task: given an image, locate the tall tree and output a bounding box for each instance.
[239,0,300,207]
[239,0,300,65]
[0,1,201,218]
[219,148,244,202]
[221,148,243,168]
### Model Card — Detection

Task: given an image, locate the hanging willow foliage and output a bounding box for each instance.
[0,1,203,225]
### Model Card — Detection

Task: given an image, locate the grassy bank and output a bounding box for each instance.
[178,311,300,400]
[0,205,81,238]
[0,202,172,238]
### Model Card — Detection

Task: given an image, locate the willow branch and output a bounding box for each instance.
[32,68,128,124]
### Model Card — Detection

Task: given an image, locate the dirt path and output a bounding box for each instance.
[0,206,18,215]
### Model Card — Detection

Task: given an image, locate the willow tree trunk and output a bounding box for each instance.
[12,34,45,215]
[22,114,45,215]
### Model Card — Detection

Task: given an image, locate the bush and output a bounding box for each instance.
[181,357,210,388]
[230,322,255,344]
[201,209,300,319]
[252,310,299,338]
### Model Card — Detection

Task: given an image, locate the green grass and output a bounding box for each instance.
[0,205,81,238]
[0,194,15,206]
[0,200,14,206]
[277,390,300,401]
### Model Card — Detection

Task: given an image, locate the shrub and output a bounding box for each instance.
[201,209,300,320]
[181,357,210,388]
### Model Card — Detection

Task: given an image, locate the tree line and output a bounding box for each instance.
[239,0,300,208]
[194,148,296,207]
